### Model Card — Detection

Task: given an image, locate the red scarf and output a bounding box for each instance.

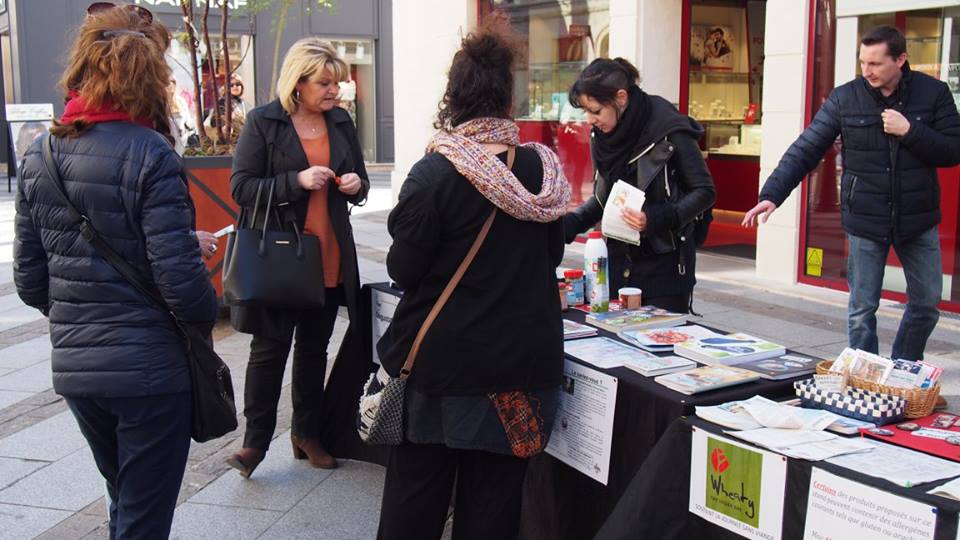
[60,90,154,129]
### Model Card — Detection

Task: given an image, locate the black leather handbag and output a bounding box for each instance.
[222,177,325,310]
[41,135,237,443]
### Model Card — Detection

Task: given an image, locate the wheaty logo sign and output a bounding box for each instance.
[705,439,762,527]
[690,428,787,540]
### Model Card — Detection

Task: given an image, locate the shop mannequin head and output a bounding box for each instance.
[568,58,640,134]
[436,20,520,129]
[859,25,907,96]
[277,37,348,116]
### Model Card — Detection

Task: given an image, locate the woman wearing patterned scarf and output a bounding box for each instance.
[376,22,570,540]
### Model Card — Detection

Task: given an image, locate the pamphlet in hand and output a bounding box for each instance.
[600,180,645,245]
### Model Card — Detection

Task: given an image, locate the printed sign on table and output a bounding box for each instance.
[546,359,617,485]
[804,468,937,540]
[690,428,787,540]
[370,288,400,365]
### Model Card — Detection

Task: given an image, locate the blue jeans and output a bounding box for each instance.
[847,227,941,360]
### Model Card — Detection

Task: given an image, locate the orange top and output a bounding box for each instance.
[300,133,342,288]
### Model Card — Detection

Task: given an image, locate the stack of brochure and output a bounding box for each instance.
[674,332,785,366]
[736,352,821,380]
[654,365,760,395]
[619,324,722,352]
[564,336,696,376]
[563,319,598,340]
[830,347,942,388]
[585,306,687,333]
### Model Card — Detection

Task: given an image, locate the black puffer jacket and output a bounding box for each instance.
[14,122,218,398]
[760,63,960,243]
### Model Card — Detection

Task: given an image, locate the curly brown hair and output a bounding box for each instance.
[435,20,520,130]
[51,4,172,142]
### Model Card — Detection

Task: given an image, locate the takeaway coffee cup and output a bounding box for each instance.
[618,287,642,309]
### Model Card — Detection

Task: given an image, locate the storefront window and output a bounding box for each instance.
[802,5,960,308]
[166,33,256,137]
[483,0,610,206]
[329,38,377,162]
[686,0,766,255]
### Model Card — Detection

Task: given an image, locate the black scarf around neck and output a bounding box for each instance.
[591,85,651,180]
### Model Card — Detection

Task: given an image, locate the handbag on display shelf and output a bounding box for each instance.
[222,155,325,311]
[357,147,513,445]
[41,135,237,443]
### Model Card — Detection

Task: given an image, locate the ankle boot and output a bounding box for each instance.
[291,435,338,469]
[226,447,266,479]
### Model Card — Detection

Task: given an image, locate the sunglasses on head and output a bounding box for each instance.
[87,2,154,24]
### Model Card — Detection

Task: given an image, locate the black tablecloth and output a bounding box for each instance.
[597,416,960,540]
[519,309,808,540]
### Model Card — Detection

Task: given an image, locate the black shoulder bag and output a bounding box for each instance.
[40,134,237,443]
[221,145,325,310]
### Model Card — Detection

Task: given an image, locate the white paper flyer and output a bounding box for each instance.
[546,359,618,485]
[804,468,937,540]
[370,288,401,365]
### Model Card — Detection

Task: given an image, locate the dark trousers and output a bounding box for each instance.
[243,287,342,450]
[377,442,528,540]
[65,392,191,540]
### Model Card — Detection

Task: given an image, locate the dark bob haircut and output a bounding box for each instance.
[568,57,640,108]
[435,21,520,129]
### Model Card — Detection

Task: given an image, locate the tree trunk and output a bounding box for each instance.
[269,0,294,101]
[201,0,224,143]
[221,0,233,141]
[180,1,208,145]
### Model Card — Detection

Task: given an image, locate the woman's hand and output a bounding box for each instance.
[297,165,336,190]
[196,230,218,259]
[338,172,362,196]
[620,207,647,232]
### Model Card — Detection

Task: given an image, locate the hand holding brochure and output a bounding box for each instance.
[601,180,645,245]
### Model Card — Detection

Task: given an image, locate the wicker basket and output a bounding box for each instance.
[816,360,940,419]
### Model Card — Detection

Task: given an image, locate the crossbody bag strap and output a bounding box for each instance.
[399,145,515,379]
[40,134,179,324]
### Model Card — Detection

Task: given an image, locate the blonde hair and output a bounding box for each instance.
[277,38,349,114]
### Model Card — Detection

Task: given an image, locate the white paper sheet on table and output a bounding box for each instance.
[740,396,837,431]
[827,440,960,487]
[777,437,874,461]
[727,427,836,449]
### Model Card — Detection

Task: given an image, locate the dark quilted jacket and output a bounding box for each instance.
[759,64,960,243]
[13,122,218,398]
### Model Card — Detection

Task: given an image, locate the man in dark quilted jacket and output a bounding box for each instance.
[742,25,960,361]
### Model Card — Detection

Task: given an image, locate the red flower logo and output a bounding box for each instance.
[711,448,729,474]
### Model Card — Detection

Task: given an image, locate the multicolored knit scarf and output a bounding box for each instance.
[426,117,571,223]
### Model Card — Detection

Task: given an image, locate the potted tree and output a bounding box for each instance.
[175,0,334,297]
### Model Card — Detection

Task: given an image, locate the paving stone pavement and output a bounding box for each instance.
[0,181,959,539]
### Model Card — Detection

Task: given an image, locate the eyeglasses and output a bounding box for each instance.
[87,2,154,24]
[230,82,243,88]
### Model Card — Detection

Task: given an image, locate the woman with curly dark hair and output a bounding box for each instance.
[14,3,217,537]
[375,22,570,540]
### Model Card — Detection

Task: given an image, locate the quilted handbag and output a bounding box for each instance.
[357,148,513,445]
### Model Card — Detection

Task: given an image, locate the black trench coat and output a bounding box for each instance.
[228,99,369,338]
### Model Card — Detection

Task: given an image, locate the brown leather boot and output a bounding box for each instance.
[291,435,338,469]
[226,448,266,479]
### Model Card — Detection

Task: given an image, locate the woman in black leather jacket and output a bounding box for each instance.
[563,58,716,313]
